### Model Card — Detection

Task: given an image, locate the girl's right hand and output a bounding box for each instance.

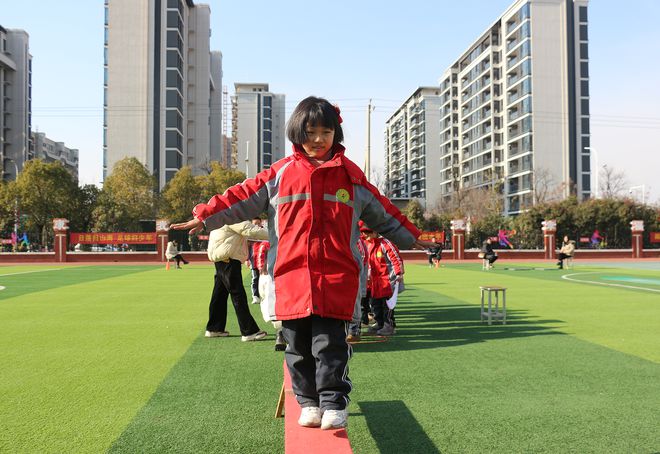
[170,218,204,235]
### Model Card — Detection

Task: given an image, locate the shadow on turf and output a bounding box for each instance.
[355,291,564,353]
[357,400,441,453]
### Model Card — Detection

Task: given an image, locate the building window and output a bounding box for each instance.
[263,130,272,142]
[166,110,182,130]
[166,69,182,91]
[581,99,589,115]
[579,24,588,41]
[166,130,182,149]
[579,6,588,22]
[166,50,182,71]
[580,62,589,78]
[166,149,181,168]
[580,42,588,59]
[581,117,590,134]
[166,90,182,110]
[166,30,181,48]
[582,174,590,191]
[582,155,590,172]
[581,80,589,96]
[582,136,590,150]
[167,11,181,29]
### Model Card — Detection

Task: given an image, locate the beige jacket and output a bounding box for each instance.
[207,221,268,263]
[559,240,576,256]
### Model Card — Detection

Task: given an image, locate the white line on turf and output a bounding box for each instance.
[0,286,5,291]
[0,269,63,278]
[561,272,660,294]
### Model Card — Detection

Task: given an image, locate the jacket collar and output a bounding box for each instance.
[293,143,346,168]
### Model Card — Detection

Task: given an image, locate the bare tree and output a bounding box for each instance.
[599,164,627,199]
[432,184,502,220]
[532,167,563,204]
[369,166,387,193]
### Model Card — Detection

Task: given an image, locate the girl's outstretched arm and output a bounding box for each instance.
[170,218,204,235]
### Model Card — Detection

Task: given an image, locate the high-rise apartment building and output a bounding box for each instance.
[32,132,79,181]
[231,83,285,177]
[386,0,590,214]
[104,0,223,188]
[385,87,443,201]
[0,26,32,182]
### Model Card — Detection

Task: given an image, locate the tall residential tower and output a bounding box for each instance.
[104,0,222,188]
[0,26,32,181]
[385,0,590,214]
[231,83,285,177]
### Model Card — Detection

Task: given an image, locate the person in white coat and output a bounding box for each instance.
[205,221,269,341]
[166,240,188,268]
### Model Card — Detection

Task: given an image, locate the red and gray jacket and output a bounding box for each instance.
[366,237,403,299]
[193,144,420,321]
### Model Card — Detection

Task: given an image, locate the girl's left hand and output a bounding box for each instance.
[170,218,204,235]
[412,239,437,250]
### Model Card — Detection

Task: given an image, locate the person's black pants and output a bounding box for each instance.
[360,293,371,325]
[281,315,352,410]
[557,253,572,267]
[371,297,388,329]
[250,267,260,298]
[173,254,188,266]
[206,259,261,336]
[485,253,498,264]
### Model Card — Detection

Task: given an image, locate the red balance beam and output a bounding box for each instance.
[282,360,352,454]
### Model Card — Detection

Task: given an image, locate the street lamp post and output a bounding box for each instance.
[584,146,598,198]
[629,185,646,205]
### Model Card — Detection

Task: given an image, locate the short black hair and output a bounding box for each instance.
[286,96,344,145]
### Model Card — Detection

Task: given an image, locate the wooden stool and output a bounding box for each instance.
[480,286,506,325]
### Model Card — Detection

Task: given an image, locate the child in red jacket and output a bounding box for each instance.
[362,224,403,336]
[172,96,433,430]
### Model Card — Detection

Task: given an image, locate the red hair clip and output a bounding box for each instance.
[333,105,343,124]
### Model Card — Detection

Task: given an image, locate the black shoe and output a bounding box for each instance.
[274,330,286,351]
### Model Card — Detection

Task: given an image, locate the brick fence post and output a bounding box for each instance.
[450,219,466,260]
[630,220,644,259]
[53,218,69,263]
[542,220,557,260]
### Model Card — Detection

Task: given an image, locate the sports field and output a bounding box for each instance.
[1,261,659,453]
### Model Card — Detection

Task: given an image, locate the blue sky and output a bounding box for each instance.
[3,0,659,203]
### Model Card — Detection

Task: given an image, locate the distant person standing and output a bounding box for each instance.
[166,240,189,269]
[205,221,269,341]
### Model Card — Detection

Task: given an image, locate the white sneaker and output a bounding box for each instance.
[321,409,347,430]
[205,330,229,338]
[298,406,322,427]
[241,331,267,342]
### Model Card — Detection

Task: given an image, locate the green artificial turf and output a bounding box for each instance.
[1,262,659,453]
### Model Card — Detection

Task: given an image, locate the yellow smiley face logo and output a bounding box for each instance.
[336,188,350,204]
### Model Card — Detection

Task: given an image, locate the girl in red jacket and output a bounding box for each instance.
[172,97,433,430]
